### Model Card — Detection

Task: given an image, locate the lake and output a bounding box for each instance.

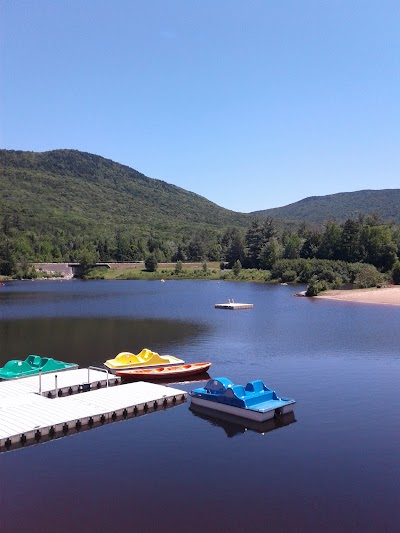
[0,280,399,532]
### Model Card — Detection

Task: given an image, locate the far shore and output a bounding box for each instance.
[317,286,400,306]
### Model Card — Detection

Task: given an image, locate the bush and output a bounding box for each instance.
[175,261,183,274]
[306,276,328,296]
[145,254,158,272]
[392,262,400,285]
[232,260,242,276]
[281,269,297,283]
[353,264,384,288]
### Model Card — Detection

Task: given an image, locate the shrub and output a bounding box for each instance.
[175,261,183,274]
[145,254,158,272]
[392,262,400,285]
[306,276,328,296]
[232,260,242,276]
[353,264,384,288]
[281,269,297,283]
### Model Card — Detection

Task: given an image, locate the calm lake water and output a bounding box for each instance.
[0,280,399,532]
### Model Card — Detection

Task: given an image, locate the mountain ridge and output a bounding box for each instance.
[251,189,400,225]
[1,148,399,235]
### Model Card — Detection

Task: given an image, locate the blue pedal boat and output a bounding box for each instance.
[190,377,295,422]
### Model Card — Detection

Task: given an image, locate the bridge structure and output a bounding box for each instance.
[34,262,111,278]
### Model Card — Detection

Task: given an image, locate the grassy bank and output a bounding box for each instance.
[85,264,274,283]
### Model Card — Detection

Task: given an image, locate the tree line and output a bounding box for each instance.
[1,212,400,286]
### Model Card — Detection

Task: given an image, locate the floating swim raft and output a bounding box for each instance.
[215,299,253,310]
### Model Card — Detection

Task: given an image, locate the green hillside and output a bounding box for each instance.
[1,148,399,272]
[0,149,247,237]
[252,190,400,225]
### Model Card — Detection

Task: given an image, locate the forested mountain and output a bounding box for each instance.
[252,190,400,225]
[0,149,248,263]
[0,149,247,234]
[1,148,400,278]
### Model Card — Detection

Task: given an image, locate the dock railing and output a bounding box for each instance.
[88,366,110,387]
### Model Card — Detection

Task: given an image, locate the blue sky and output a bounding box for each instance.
[1,1,399,212]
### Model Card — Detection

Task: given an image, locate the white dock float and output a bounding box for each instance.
[0,381,187,451]
[0,367,119,403]
[215,302,254,310]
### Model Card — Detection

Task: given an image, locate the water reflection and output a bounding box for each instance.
[189,403,296,438]
[0,318,208,367]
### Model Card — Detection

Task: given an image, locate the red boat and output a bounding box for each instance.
[116,362,212,381]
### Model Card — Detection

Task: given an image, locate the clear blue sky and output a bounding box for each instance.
[1,1,399,212]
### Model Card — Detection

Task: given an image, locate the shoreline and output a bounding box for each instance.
[317,286,400,306]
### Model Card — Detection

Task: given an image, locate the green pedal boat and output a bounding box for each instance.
[0,355,78,380]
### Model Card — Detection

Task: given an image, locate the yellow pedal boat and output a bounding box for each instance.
[104,348,185,371]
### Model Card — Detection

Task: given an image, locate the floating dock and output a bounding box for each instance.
[0,367,119,400]
[0,380,187,451]
[215,301,253,310]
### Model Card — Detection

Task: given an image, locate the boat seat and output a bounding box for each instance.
[26,355,43,367]
[245,380,265,394]
[231,385,247,399]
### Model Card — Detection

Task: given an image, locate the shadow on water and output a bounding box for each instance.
[0,317,208,367]
[189,403,297,438]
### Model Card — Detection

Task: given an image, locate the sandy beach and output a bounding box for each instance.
[317,286,400,305]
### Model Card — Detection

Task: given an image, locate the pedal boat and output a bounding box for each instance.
[104,348,185,372]
[190,377,295,422]
[0,355,78,380]
[116,362,212,381]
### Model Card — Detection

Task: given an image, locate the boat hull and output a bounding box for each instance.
[189,395,295,422]
[117,362,212,382]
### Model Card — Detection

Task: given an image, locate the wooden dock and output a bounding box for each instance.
[0,380,187,451]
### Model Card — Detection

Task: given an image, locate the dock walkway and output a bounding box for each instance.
[0,368,119,402]
[0,380,187,451]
